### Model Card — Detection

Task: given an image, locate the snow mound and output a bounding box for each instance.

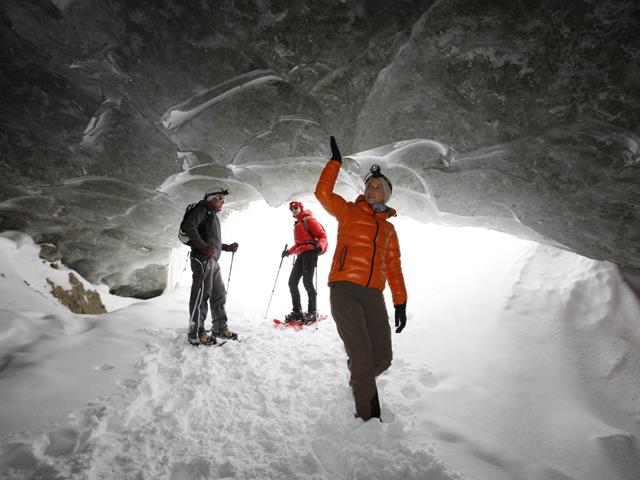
[2,203,640,480]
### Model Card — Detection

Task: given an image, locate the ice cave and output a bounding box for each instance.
[1,1,639,479]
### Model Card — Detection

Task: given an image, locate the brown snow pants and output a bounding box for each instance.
[330,281,392,420]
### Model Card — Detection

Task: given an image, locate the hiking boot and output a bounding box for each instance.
[370,392,381,420]
[199,332,215,344]
[354,394,382,422]
[302,311,317,324]
[188,331,216,345]
[188,331,199,345]
[284,310,304,323]
[212,326,238,340]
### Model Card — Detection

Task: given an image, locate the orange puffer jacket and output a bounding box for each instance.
[288,210,328,256]
[315,159,407,305]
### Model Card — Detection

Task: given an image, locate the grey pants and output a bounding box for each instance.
[189,254,228,334]
[330,281,392,419]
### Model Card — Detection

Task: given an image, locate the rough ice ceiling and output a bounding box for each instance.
[0,0,638,298]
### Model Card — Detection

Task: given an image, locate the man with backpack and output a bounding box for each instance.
[179,188,239,345]
[281,201,328,324]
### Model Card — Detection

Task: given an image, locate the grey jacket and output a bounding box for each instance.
[181,201,222,261]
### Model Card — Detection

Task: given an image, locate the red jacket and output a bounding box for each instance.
[315,159,407,305]
[288,210,328,256]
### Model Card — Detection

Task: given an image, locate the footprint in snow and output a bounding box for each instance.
[401,384,421,399]
[418,370,439,388]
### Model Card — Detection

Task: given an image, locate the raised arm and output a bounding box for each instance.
[315,136,348,218]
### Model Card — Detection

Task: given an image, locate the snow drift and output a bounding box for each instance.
[1,202,639,480]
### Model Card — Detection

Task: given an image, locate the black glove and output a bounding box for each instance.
[394,303,407,333]
[281,248,290,258]
[330,136,342,163]
[222,242,238,253]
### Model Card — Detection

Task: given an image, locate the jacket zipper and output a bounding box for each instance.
[366,212,380,286]
[338,246,348,270]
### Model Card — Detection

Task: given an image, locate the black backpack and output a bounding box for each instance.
[178,202,199,245]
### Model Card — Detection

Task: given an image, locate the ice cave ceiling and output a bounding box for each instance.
[0,0,638,298]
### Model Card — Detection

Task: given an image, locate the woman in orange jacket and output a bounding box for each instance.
[315,136,407,421]
[281,201,328,323]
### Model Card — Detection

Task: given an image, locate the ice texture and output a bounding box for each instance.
[0,0,638,296]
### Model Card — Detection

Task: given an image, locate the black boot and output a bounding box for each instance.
[285,310,304,323]
[370,392,381,420]
[302,311,317,324]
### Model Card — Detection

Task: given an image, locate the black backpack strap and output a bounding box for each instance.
[303,218,319,248]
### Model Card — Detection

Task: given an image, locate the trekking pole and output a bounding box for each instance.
[314,254,319,330]
[264,244,287,320]
[188,255,211,333]
[226,251,235,296]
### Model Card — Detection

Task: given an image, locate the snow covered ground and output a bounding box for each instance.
[1,201,640,480]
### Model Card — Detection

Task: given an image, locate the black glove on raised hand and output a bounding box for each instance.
[330,136,342,163]
[394,303,407,333]
[222,242,239,253]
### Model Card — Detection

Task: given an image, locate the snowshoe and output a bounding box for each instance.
[188,331,217,346]
[273,313,328,329]
[273,318,303,329]
[284,310,304,324]
[302,311,318,324]
[212,326,238,341]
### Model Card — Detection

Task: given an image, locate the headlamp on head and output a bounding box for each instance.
[204,188,230,201]
[364,164,393,192]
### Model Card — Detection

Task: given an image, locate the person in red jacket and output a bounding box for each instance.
[281,201,328,323]
[315,136,407,421]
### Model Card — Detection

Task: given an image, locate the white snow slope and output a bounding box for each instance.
[1,201,640,480]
